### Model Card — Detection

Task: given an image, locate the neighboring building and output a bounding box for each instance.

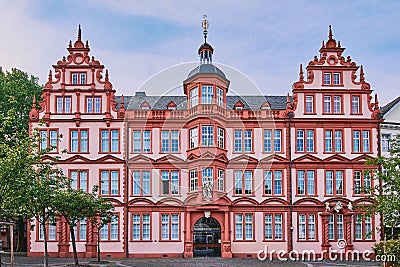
[28,23,382,258]
[380,96,400,156]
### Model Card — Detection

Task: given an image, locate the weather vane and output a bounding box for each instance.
[202,15,209,43]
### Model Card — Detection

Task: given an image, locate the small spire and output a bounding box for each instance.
[85,40,89,48]
[78,24,82,41]
[338,41,341,47]
[32,95,36,108]
[374,94,379,110]
[69,40,72,48]
[299,64,304,82]
[105,69,109,82]
[322,40,325,48]
[286,93,292,109]
[328,25,333,40]
[48,70,52,82]
[360,65,365,83]
[121,95,125,105]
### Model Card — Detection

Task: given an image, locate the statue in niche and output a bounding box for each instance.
[203,180,213,200]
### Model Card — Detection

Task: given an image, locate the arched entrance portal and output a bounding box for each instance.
[193,217,221,257]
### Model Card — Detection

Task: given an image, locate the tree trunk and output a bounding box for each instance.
[97,229,100,262]
[41,214,48,267]
[16,218,26,252]
[69,225,79,266]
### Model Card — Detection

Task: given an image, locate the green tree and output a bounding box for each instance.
[365,136,400,239]
[0,68,42,133]
[54,186,114,266]
[87,192,114,263]
[0,101,69,267]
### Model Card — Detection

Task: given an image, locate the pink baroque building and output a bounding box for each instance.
[28,23,382,259]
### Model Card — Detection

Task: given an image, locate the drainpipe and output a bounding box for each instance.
[124,115,129,258]
[377,117,384,241]
[288,112,293,252]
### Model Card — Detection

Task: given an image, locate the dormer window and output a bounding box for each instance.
[167,101,177,110]
[261,101,271,110]
[140,101,151,110]
[189,87,198,107]
[201,85,213,104]
[234,101,244,110]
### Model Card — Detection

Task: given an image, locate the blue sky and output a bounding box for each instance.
[0,0,399,105]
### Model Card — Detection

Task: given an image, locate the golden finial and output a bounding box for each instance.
[202,15,209,43]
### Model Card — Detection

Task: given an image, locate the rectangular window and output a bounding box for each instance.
[382,134,391,152]
[328,214,345,240]
[202,168,213,187]
[274,130,282,152]
[189,127,198,149]
[234,130,242,152]
[334,130,342,152]
[201,125,214,147]
[355,214,373,240]
[217,87,224,106]
[86,96,101,113]
[70,170,88,192]
[353,130,360,152]
[217,169,224,191]
[334,96,341,113]
[72,73,78,84]
[354,171,371,195]
[201,85,213,104]
[80,73,86,84]
[298,214,316,240]
[324,96,331,113]
[264,213,283,240]
[264,170,283,195]
[161,214,179,241]
[325,130,332,152]
[263,130,272,152]
[333,73,340,85]
[39,129,58,152]
[161,170,179,195]
[79,218,87,241]
[189,169,198,192]
[235,171,252,195]
[161,130,179,153]
[132,214,150,241]
[306,130,314,152]
[56,97,72,113]
[100,129,119,153]
[296,130,304,152]
[324,73,331,85]
[217,127,224,149]
[297,170,315,195]
[352,96,360,114]
[100,170,119,196]
[305,95,314,113]
[132,170,151,196]
[70,129,88,153]
[100,215,119,241]
[325,170,343,195]
[189,87,198,107]
[235,214,253,240]
[132,130,151,153]
[233,129,252,152]
[38,219,57,241]
[362,130,370,152]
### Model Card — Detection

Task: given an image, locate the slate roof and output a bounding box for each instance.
[186,64,227,80]
[381,96,400,115]
[114,95,289,111]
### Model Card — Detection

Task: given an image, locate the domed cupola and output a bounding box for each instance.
[184,16,230,108]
